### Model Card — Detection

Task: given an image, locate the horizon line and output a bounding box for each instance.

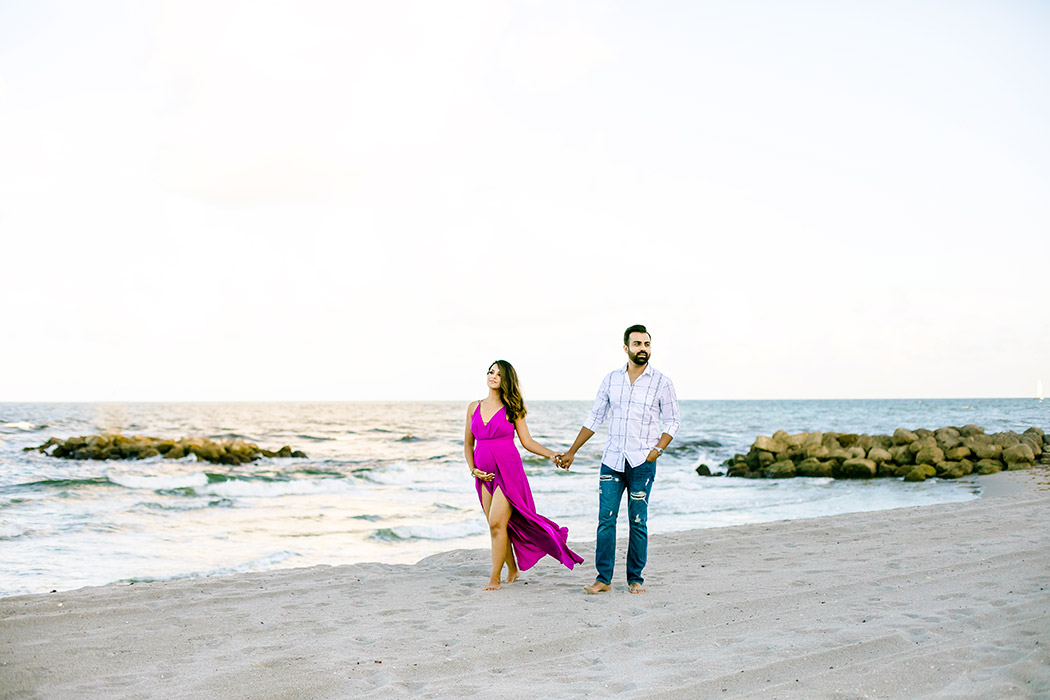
[0,396,1040,404]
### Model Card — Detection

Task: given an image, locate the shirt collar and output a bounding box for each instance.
[620,362,654,377]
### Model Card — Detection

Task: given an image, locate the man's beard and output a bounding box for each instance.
[628,351,649,366]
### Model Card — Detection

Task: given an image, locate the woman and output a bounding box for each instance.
[464,360,583,590]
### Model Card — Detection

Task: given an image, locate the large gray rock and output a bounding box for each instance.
[847,446,867,460]
[803,443,830,460]
[889,445,914,465]
[797,458,834,478]
[837,434,861,448]
[754,436,778,452]
[877,461,899,477]
[1021,435,1043,457]
[963,434,993,451]
[838,458,877,478]
[903,465,936,481]
[976,459,1003,475]
[766,460,796,478]
[908,436,937,455]
[727,462,751,478]
[934,428,962,451]
[867,446,892,463]
[993,432,1021,448]
[1003,443,1035,465]
[937,460,973,479]
[826,448,851,464]
[821,434,843,449]
[945,445,972,461]
[803,432,824,446]
[746,449,775,471]
[915,446,945,466]
[975,444,1003,461]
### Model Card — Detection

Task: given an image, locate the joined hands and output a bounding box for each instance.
[550,452,574,470]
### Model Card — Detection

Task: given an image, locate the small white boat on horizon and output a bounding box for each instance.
[1038,379,1045,402]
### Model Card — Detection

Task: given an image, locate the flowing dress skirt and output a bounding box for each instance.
[471,404,583,571]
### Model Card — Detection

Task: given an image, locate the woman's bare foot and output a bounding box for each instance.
[583,581,611,594]
[503,569,520,584]
[484,579,502,591]
[629,582,646,594]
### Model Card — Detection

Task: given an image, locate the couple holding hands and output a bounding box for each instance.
[464,325,681,593]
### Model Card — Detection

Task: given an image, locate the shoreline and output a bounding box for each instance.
[2,468,1048,698]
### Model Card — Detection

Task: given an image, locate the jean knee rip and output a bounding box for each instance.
[599,474,618,482]
[629,491,648,504]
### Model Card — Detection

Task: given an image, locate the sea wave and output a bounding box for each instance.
[210,433,259,441]
[119,551,300,585]
[15,477,113,490]
[370,520,485,542]
[0,422,46,431]
[0,521,26,539]
[108,471,210,491]
[135,498,235,512]
[202,477,352,498]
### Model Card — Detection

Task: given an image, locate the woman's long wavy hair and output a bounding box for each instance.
[490,360,527,423]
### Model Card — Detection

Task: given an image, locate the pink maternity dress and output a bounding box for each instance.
[471,403,583,571]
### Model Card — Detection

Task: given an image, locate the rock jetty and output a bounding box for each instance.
[25,435,307,465]
[717,425,1048,481]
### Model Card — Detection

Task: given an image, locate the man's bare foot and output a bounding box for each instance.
[503,570,519,584]
[629,582,646,594]
[484,579,502,590]
[583,581,611,594]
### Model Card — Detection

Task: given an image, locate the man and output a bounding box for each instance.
[559,324,681,594]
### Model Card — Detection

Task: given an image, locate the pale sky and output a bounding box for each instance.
[2,1,1048,401]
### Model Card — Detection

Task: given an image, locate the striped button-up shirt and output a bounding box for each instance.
[583,363,681,471]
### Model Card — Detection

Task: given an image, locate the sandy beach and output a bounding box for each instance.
[2,468,1048,700]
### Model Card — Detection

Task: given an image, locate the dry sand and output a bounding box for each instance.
[3,468,1049,699]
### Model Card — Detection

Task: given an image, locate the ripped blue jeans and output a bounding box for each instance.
[595,460,656,586]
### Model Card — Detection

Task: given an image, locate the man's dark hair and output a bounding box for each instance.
[623,324,650,346]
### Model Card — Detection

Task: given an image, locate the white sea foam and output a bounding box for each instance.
[0,521,26,539]
[1,422,42,431]
[383,520,487,541]
[123,551,302,585]
[177,551,300,578]
[202,478,351,498]
[108,472,210,491]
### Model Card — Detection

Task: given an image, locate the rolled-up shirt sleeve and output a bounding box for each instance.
[660,377,681,438]
[583,373,612,432]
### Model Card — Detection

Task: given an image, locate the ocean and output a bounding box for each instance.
[1,399,1046,598]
